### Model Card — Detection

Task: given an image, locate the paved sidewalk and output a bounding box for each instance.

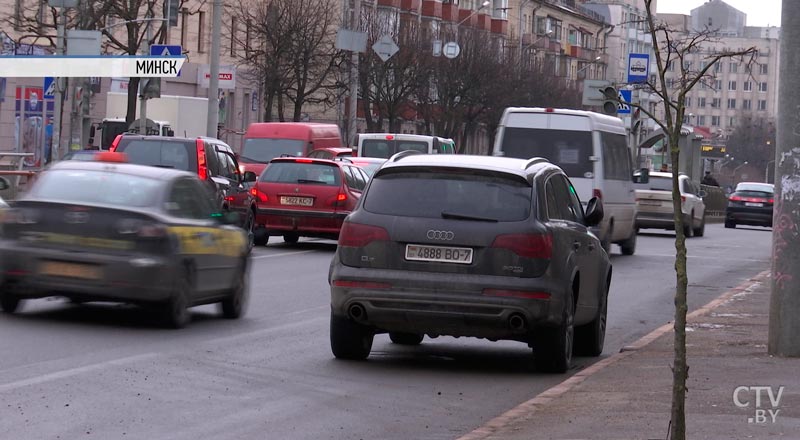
[460,272,800,440]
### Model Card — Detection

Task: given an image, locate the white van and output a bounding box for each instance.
[493,107,645,255]
[355,133,456,158]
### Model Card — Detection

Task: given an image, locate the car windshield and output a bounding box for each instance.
[499,128,593,177]
[28,169,162,207]
[364,168,532,221]
[260,162,341,186]
[242,139,306,163]
[360,140,429,158]
[735,183,773,194]
[117,140,196,172]
[63,151,98,161]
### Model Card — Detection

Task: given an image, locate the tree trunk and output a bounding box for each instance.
[125,78,141,126]
[264,86,275,122]
[670,140,689,440]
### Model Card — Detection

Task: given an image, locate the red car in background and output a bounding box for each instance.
[250,157,370,245]
[349,157,387,177]
[307,147,352,160]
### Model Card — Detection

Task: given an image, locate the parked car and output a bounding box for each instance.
[493,107,644,255]
[328,153,611,373]
[308,147,353,160]
[635,171,706,237]
[349,157,387,177]
[725,182,774,228]
[251,157,370,245]
[110,134,258,247]
[240,122,343,176]
[0,155,250,328]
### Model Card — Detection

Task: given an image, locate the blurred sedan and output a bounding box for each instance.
[0,153,251,328]
[725,182,774,228]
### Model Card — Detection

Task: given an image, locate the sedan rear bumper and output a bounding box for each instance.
[726,207,773,226]
[256,208,348,235]
[0,241,175,304]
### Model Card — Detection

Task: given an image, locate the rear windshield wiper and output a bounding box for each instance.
[296,179,328,184]
[441,211,499,222]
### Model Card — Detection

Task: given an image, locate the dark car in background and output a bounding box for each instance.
[725,182,774,228]
[251,157,369,245]
[328,153,611,373]
[0,156,250,328]
[111,135,257,246]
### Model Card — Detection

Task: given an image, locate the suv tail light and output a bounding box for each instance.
[196,139,208,180]
[339,222,389,247]
[109,134,123,152]
[491,233,553,259]
[483,289,551,300]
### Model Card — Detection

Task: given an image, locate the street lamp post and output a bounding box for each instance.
[456,1,490,27]
[733,161,749,183]
[576,56,602,78]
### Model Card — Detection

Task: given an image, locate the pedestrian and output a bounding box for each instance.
[701,171,719,187]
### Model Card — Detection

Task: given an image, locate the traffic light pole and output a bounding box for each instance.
[769,0,800,357]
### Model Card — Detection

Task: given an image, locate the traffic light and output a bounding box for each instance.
[601,86,618,115]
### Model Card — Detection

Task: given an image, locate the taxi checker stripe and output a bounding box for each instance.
[426,230,454,240]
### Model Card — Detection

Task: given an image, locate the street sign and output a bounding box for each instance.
[443,42,460,59]
[372,34,399,63]
[581,79,612,106]
[627,53,650,84]
[66,30,101,56]
[335,29,367,53]
[44,77,55,98]
[150,44,182,77]
[617,89,632,114]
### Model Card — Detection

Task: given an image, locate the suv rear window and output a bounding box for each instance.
[261,162,342,186]
[364,169,532,221]
[116,139,197,173]
[29,169,162,207]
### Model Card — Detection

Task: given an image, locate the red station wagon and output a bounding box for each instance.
[250,157,370,245]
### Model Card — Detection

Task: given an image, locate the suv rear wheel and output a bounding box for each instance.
[254,227,269,246]
[534,290,574,373]
[330,312,373,360]
[574,281,608,357]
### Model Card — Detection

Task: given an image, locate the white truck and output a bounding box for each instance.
[97,93,210,148]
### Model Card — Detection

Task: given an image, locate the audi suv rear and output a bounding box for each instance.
[328,152,611,373]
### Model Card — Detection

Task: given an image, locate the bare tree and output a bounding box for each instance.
[726,113,776,180]
[230,0,343,122]
[630,2,758,438]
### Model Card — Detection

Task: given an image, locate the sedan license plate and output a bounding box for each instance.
[745,202,764,207]
[638,200,662,206]
[405,244,473,264]
[39,261,101,280]
[280,196,313,206]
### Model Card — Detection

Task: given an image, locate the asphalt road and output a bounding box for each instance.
[0,223,772,440]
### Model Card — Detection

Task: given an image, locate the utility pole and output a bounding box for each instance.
[769,0,800,357]
[139,9,153,134]
[348,0,361,147]
[207,0,223,138]
[50,2,69,162]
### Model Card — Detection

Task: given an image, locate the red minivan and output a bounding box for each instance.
[250,157,370,245]
[239,123,343,177]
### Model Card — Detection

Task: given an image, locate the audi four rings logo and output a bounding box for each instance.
[427,230,454,240]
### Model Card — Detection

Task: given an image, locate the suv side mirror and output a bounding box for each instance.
[243,171,257,183]
[633,168,650,184]
[584,197,604,227]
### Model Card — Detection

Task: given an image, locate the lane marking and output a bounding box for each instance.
[0,352,159,393]
[251,250,318,259]
[455,269,771,440]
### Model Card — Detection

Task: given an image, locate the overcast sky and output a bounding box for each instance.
[656,0,782,27]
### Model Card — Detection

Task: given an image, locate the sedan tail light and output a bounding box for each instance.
[250,187,268,203]
[491,233,552,259]
[338,222,389,247]
[1,209,40,225]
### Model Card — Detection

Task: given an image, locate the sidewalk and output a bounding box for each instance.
[459,272,800,440]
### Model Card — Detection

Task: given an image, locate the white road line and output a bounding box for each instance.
[206,315,328,345]
[251,250,318,259]
[636,252,766,262]
[0,352,159,393]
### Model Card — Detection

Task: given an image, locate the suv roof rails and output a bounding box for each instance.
[388,150,424,162]
[522,157,551,169]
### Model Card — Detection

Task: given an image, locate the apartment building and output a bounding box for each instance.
[657,2,780,136]
[510,0,611,82]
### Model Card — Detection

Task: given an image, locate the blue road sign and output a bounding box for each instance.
[150,44,183,76]
[627,53,650,84]
[44,77,55,98]
[617,90,632,114]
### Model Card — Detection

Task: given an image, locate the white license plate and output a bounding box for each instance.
[639,200,662,206]
[280,196,313,206]
[405,244,473,264]
[745,202,764,207]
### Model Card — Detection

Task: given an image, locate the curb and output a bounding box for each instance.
[455,269,771,440]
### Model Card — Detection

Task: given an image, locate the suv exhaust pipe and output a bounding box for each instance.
[348,303,367,323]
[509,313,526,332]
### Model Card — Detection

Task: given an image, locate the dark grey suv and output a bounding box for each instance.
[328,153,612,373]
